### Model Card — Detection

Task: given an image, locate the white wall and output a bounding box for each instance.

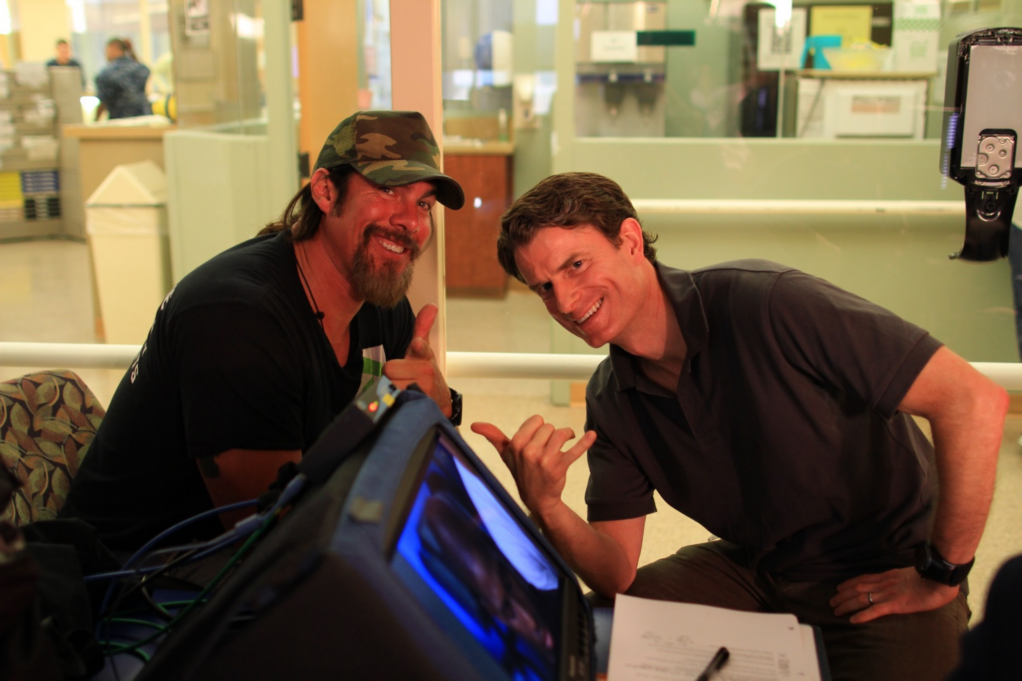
[13,0,71,62]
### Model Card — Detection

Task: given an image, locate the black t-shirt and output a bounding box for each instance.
[585,260,942,581]
[45,58,85,87]
[62,233,414,550]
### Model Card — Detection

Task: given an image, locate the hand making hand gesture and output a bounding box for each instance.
[472,415,597,518]
[384,303,453,417]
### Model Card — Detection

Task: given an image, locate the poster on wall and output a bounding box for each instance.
[186,0,210,36]
[892,0,941,73]
[756,8,808,71]
[810,5,873,47]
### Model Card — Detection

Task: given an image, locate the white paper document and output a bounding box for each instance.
[608,595,822,681]
[756,8,808,71]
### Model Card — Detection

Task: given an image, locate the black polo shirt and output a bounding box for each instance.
[585,260,941,581]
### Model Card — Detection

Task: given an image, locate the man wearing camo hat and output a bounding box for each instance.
[63,111,465,551]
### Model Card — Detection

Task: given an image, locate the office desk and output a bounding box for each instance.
[62,123,174,202]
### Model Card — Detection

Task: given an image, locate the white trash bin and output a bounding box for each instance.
[86,160,171,345]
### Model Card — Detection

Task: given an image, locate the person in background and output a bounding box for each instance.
[94,37,150,120]
[45,38,82,70]
[45,38,85,89]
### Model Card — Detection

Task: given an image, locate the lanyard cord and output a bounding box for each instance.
[295,245,325,328]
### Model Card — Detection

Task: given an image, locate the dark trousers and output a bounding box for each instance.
[591,541,970,681]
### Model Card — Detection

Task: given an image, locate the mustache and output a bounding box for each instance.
[363,225,421,259]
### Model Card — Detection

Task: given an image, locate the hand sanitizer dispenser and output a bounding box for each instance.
[941,27,1022,261]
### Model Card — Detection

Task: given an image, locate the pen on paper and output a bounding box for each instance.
[695,646,730,681]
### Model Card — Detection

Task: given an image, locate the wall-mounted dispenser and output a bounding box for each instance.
[575,2,668,137]
[513,73,539,129]
[941,27,1022,261]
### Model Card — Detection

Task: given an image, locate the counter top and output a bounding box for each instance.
[62,123,176,140]
[793,69,937,79]
[443,139,514,156]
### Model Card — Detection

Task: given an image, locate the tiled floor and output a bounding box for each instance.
[2,238,1019,624]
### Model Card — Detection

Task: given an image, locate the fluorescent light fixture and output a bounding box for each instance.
[771,0,792,27]
[232,13,264,40]
[0,0,10,34]
[65,0,87,34]
[536,0,557,26]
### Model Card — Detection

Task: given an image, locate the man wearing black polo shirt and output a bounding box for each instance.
[472,172,1007,681]
[63,111,465,551]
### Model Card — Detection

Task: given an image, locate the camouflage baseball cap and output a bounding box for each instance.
[314,110,465,210]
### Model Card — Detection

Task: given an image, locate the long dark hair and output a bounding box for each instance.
[107,37,137,61]
[258,166,355,241]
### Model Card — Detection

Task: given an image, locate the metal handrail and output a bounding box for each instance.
[0,342,140,370]
[632,199,963,215]
[1,342,1020,390]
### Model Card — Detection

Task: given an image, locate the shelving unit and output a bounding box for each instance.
[782,70,933,139]
[0,66,83,241]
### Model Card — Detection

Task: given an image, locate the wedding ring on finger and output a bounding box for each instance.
[867,592,874,606]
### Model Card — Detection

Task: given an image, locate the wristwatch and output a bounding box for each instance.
[448,388,463,427]
[914,541,974,586]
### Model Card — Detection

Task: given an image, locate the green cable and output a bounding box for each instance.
[121,647,151,663]
[104,618,172,633]
[104,511,278,656]
[143,588,175,619]
[113,598,210,618]
[101,642,152,663]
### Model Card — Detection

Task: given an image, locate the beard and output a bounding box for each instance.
[351,225,420,308]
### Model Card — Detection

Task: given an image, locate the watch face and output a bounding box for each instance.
[915,542,950,583]
[914,542,973,586]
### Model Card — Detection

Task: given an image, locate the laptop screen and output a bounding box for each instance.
[391,432,564,681]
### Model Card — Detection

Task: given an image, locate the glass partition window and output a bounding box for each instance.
[440,0,557,144]
[168,0,267,133]
[440,0,1021,376]
[573,0,1009,140]
[439,0,559,306]
[442,0,515,143]
[361,0,392,110]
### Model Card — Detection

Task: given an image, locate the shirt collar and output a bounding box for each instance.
[608,261,709,392]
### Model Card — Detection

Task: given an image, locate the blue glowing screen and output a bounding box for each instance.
[392,434,562,681]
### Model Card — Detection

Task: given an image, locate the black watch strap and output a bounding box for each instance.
[448,388,463,427]
[914,541,974,586]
